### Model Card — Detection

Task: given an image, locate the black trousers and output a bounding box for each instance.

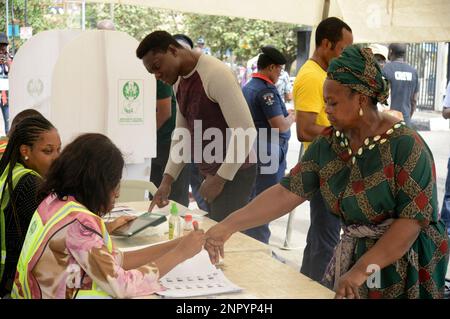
[207,165,257,222]
[300,191,341,282]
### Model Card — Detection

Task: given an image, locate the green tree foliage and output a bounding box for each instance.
[1,2,298,72]
[183,14,297,70]
[0,0,67,51]
[86,4,183,41]
[1,1,57,34]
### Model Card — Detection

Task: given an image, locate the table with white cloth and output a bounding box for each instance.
[112,201,334,299]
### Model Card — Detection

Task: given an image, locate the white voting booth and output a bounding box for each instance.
[9,30,156,180]
[9,29,81,120]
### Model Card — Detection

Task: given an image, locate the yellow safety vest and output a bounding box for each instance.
[11,201,113,299]
[0,163,40,282]
[0,137,7,156]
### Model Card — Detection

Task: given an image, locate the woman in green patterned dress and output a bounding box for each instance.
[204,45,449,299]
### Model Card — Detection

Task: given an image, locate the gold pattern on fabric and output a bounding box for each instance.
[378,142,396,194]
[362,171,388,192]
[422,278,441,298]
[320,185,340,216]
[320,158,347,181]
[402,139,423,174]
[289,174,309,199]
[407,249,420,273]
[406,284,420,299]
[383,281,407,298]
[398,182,433,220]
[425,224,446,246]
[288,159,320,200]
[342,165,379,220]
[318,158,347,215]
[396,256,409,280]
[301,160,321,173]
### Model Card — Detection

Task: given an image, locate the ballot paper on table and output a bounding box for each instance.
[157,250,242,298]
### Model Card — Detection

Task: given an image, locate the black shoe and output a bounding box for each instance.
[445,278,450,299]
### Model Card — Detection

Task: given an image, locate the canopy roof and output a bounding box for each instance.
[87,0,450,43]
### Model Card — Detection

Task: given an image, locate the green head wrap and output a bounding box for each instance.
[327,45,389,105]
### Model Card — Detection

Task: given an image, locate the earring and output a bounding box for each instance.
[24,156,29,161]
[359,108,364,117]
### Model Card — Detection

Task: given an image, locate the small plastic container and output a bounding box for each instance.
[183,214,194,235]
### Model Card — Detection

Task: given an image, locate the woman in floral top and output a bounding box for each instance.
[204,45,449,299]
[12,133,205,299]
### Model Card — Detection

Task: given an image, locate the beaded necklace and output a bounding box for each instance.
[334,121,405,164]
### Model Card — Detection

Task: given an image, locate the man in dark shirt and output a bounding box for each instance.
[382,43,419,127]
[242,46,295,243]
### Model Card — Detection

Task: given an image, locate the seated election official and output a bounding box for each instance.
[0,115,61,297]
[11,133,205,299]
[0,109,44,157]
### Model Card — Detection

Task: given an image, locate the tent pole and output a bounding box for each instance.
[10,0,15,55]
[110,3,114,21]
[5,0,9,36]
[322,0,330,20]
[24,0,28,26]
[81,0,86,30]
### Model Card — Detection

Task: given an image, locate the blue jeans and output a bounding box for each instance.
[441,157,450,236]
[0,101,9,134]
[300,191,341,282]
[244,140,288,244]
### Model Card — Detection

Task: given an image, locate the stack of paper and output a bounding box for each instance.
[157,250,242,298]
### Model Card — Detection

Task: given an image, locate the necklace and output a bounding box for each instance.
[334,121,405,164]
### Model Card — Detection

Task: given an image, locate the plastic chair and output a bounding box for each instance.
[117,180,158,202]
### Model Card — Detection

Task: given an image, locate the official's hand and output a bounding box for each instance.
[199,174,226,204]
[105,215,136,233]
[204,223,232,264]
[148,177,172,212]
[334,266,368,299]
[175,228,206,260]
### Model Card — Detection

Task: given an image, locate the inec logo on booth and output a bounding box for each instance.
[27,78,44,98]
[122,81,139,102]
[119,79,144,123]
